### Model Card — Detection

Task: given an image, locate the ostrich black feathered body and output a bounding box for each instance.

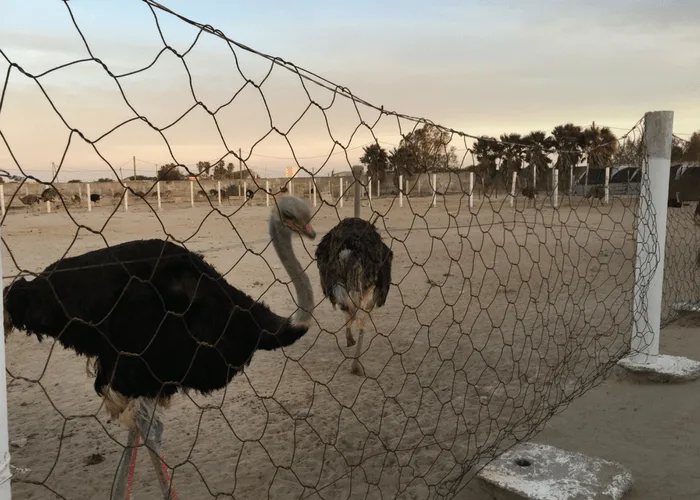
[3,238,307,401]
[314,217,392,313]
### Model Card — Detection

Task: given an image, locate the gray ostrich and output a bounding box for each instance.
[19,194,41,206]
[314,217,393,376]
[3,195,316,499]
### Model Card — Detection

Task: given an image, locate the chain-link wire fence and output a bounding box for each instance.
[0,2,661,499]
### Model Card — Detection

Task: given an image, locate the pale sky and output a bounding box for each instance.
[1,0,698,181]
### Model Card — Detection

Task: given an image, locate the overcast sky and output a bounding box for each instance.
[1,0,698,180]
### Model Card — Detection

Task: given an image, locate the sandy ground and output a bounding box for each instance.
[1,192,697,499]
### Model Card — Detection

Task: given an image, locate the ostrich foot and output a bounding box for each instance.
[111,428,139,500]
[345,326,356,347]
[350,360,365,376]
[350,328,365,376]
[136,401,178,500]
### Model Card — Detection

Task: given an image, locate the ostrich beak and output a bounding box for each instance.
[302,223,316,239]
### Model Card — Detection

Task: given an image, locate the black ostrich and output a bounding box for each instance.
[314,217,393,376]
[3,195,317,499]
[584,185,605,204]
[521,186,537,207]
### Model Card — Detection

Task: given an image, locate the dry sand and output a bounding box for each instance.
[1,192,697,499]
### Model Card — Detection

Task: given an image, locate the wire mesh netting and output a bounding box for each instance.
[662,136,700,325]
[0,1,662,499]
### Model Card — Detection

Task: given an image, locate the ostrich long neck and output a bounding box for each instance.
[270,223,314,325]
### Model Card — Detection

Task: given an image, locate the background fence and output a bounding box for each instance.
[0,1,697,499]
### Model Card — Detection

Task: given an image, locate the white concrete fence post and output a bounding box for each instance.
[0,224,12,499]
[552,169,559,208]
[399,175,403,208]
[619,109,700,380]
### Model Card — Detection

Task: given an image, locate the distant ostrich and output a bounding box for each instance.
[71,194,81,204]
[314,217,393,376]
[584,185,605,204]
[90,193,101,203]
[521,186,537,207]
[19,194,41,206]
[41,187,58,202]
[246,188,254,201]
[3,196,316,499]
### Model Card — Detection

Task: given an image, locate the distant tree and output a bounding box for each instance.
[550,123,585,193]
[68,179,81,183]
[681,131,700,164]
[400,123,458,173]
[388,145,416,178]
[213,160,227,179]
[472,136,503,190]
[157,163,185,181]
[614,136,644,166]
[359,143,390,182]
[581,124,618,169]
[522,131,554,189]
[196,161,212,175]
[672,136,686,162]
[96,177,116,182]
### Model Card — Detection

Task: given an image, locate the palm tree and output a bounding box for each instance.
[472,136,503,193]
[581,124,618,169]
[359,143,390,182]
[551,123,585,194]
[522,131,554,192]
[500,133,525,193]
[388,145,416,182]
[580,124,617,195]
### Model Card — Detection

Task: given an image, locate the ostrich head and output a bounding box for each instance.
[269,195,316,240]
[268,196,316,326]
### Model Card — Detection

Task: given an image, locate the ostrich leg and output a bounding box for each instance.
[350,312,366,376]
[135,400,178,500]
[344,310,356,347]
[111,429,139,500]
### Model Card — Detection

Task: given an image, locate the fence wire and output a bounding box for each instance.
[0,2,660,499]
[663,135,700,325]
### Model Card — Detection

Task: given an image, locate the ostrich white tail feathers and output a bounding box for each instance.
[332,284,350,310]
